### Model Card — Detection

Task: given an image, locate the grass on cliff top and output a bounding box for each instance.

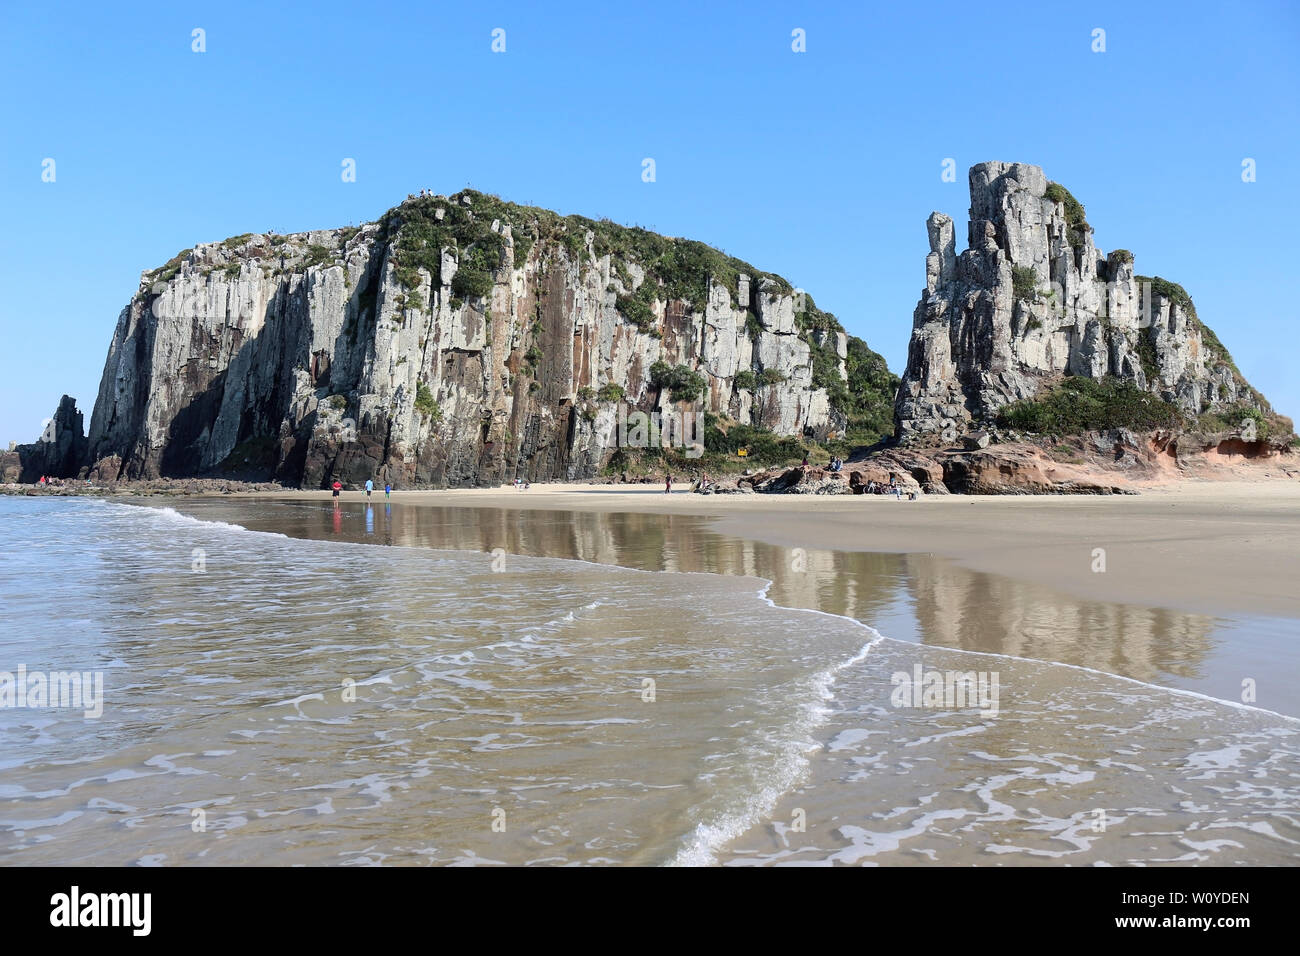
[1043,181,1091,253]
[146,248,193,284]
[374,188,793,311]
[996,376,1183,434]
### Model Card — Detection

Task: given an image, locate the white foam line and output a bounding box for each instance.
[668,579,886,867]
[883,637,1300,726]
[98,501,287,537]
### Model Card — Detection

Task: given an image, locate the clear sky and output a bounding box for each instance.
[2,0,1297,446]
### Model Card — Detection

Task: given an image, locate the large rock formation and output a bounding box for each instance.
[895,161,1277,444]
[79,191,870,487]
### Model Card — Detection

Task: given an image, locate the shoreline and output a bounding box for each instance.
[10,475,1298,619]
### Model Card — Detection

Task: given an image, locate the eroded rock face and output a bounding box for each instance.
[937,446,1136,495]
[732,443,1141,496]
[15,396,87,482]
[895,161,1252,442]
[83,196,845,487]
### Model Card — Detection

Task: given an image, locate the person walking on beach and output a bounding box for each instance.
[365,478,374,499]
[384,483,391,499]
[664,472,673,494]
[331,478,342,503]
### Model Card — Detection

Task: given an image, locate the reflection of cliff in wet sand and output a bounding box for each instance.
[156,496,1293,709]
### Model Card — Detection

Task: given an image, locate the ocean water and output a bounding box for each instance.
[0,495,1296,865]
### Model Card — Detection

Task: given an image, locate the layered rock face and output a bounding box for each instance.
[895,162,1258,443]
[83,192,848,487]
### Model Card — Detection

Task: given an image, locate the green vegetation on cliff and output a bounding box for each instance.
[376,189,793,315]
[1135,274,1242,382]
[613,280,658,332]
[1044,181,1091,252]
[414,382,441,421]
[1196,399,1294,442]
[1012,266,1039,303]
[996,376,1182,433]
[649,361,708,403]
[794,291,898,445]
[146,249,191,284]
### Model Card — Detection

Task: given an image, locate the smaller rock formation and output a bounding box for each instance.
[15,396,87,482]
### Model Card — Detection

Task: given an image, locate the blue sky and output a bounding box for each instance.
[2,0,1297,445]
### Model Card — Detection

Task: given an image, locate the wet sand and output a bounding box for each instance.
[248,479,1300,619]
[187,484,1300,718]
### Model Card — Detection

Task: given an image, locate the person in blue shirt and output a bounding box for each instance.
[365,478,374,499]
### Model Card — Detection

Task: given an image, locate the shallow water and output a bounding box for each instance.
[0,496,1295,865]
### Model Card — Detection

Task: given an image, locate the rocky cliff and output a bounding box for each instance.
[74,191,882,487]
[895,161,1290,445]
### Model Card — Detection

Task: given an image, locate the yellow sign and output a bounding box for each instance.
[737,449,748,457]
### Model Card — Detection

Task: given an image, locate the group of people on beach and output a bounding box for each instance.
[799,454,844,472]
[330,478,392,503]
[863,478,917,500]
[321,469,912,500]
[661,471,715,494]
